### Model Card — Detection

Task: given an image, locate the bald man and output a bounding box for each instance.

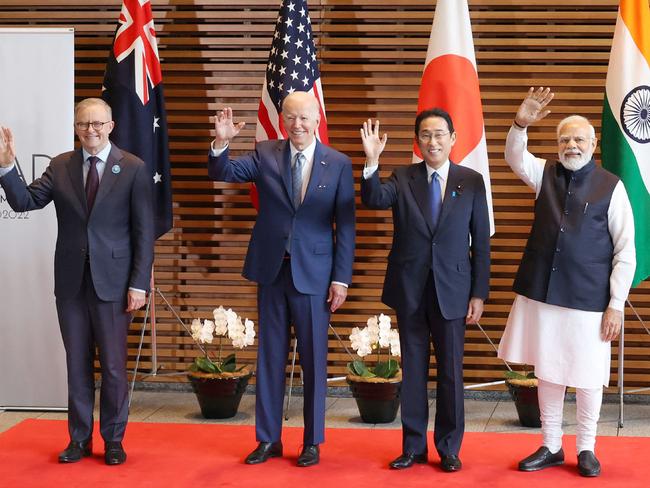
[207,92,355,467]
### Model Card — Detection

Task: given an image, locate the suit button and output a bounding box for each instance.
[567,191,573,196]
[560,227,565,232]
[552,267,557,272]
[432,242,436,246]
[564,210,569,215]
[556,248,560,252]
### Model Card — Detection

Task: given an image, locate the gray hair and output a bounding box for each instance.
[74,98,113,120]
[556,115,596,139]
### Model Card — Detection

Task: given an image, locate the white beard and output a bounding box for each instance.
[559,151,592,171]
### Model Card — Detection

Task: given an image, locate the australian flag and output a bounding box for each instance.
[102,0,172,239]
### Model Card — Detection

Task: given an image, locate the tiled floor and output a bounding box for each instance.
[3,389,650,437]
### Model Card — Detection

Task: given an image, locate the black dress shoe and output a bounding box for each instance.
[104,442,127,465]
[389,452,427,469]
[518,446,564,472]
[440,454,462,472]
[244,442,283,465]
[297,444,320,467]
[58,439,92,463]
[577,450,601,477]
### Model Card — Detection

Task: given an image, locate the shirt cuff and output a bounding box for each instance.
[608,297,624,312]
[129,287,146,294]
[0,163,15,178]
[362,164,378,179]
[331,281,348,288]
[210,141,228,157]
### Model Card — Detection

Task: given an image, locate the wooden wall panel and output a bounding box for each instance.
[2,0,649,393]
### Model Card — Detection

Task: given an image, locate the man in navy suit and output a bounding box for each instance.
[0,98,154,465]
[360,110,490,472]
[208,92,355,467]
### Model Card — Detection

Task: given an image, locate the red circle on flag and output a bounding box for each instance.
[417,54,484,163]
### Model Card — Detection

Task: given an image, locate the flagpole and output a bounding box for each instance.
[150,264,158,375]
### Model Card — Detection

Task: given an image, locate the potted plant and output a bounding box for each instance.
[187,306,256,419]
[346,313,402,423]
[504,368,540,427]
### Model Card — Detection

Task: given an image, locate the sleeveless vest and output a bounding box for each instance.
[513,159,618,312]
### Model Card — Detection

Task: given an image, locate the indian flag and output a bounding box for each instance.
[414,0,494,234]
[602,0,650,287]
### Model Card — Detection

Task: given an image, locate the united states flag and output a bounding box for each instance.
[102,0,173,239]
[256,0,328,144]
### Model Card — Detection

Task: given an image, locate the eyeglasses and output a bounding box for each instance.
[418,131,450,143]
[75,121,111,131]
[558,136,592,145]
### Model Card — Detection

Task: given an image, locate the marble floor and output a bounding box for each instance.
[2,388,650,438]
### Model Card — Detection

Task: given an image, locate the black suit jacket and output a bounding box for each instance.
[361,161,490,319]
[0,144,154,301]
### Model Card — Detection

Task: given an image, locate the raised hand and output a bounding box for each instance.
[360,119,388,166]
[0,126,16,167]
[212,107,246,148]
[514,87,554,128]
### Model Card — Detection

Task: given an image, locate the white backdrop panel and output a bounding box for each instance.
[0,28,74,409]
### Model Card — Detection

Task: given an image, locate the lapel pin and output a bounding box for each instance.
[320,160,327,165]
[112,165,121,174]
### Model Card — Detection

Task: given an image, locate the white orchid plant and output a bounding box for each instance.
[348,313,401,379]
[188,306,255,374]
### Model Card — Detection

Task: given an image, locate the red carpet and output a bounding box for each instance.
[0,419,647,487]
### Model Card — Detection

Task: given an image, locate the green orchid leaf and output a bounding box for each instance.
[373,359,399,379]
[219,353,237,372]
[348,360,375,377]
[385,358,400,378]
[195,356,218,374]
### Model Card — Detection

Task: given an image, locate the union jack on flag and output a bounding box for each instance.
[256,0,328,144]
[103,0,172,239]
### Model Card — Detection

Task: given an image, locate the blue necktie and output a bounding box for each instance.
[286,152,305,254]
[430,171,441,229]
[292,152,305,209]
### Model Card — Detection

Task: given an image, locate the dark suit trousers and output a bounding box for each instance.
[396,272,466,457]
[255,259,330,445]
[55,263,131,443]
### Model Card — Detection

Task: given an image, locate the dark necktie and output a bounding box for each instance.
[430,171,442,229]
[292,152,305,209]
[86,156,100,212]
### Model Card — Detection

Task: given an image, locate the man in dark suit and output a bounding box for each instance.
[0,98,154,465]
[360,109,490,472]
[208,92,355,467]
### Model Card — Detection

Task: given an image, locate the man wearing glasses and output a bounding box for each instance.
[0,98,154,466]
[359,109,490,472]
[498,88,635,477]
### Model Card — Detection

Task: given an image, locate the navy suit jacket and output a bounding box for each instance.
[208,139,355,296]
[0,144,154,301]
[361,161,490,319]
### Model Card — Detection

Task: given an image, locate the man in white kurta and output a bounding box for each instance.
[498,88,636,478]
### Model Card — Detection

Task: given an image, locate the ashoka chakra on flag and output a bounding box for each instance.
[621,85,650,143]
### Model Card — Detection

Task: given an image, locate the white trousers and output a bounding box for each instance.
[538,378,603,454]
